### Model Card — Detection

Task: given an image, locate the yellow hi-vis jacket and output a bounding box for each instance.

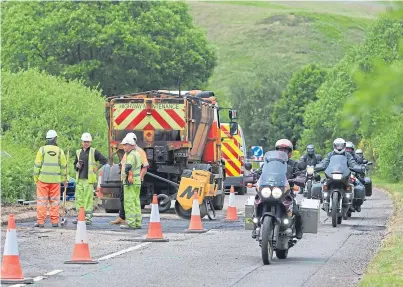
[33,145,67,183]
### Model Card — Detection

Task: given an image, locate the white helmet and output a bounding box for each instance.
[121,136,135,146]
[81,132,92,142]
[356,149,363,155]
[46,130,58,139]
[333,138,346,154]
[126,132,137,141]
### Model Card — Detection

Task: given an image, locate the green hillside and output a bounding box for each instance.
[189,1,388,104]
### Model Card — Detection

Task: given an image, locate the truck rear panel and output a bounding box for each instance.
[220,123,245,177]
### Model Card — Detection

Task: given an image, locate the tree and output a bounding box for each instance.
[229,68,289,148]
[1,1,216,95]
[272,64,327,146]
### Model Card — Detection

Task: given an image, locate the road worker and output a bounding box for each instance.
[110,132,149,225]
[119,135,142,229]
[33,130,67,228]
[73,132,107,225]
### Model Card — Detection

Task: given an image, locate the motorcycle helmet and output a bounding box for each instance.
[346,141,355,153]
[355,149,363,155]
[306,144,315,156]
[333,138,346,155]
[275,139,293,158]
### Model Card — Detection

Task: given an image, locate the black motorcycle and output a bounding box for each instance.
[251,151,305,265]
[321,155,355,227]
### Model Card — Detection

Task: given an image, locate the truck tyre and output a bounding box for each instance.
[236,186,246,195]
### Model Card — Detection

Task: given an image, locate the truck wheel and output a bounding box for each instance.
[213,194,225,210]
[105,208,119,213]
[236,186,246,195]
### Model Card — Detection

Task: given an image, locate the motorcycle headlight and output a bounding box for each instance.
[332,173,342,180]
[272,187,283,199]
[261,187,271,198]
[307,166,314,175]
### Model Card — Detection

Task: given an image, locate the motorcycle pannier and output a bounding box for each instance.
[364,177,372,197]
[300,198,320,234]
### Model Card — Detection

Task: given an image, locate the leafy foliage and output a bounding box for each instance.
[272,64,327,146]
[1,69,109,201]
[229,68,290,148]
[1,1,216,95]
[299,6,403,180]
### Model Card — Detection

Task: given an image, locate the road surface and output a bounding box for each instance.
[1,188,392,287]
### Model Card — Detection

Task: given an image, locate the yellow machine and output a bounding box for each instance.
[175,170,217,219]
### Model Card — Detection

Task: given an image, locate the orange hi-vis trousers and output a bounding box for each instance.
[36,180,61,224]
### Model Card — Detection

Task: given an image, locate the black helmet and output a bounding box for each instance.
[306,144,315,155]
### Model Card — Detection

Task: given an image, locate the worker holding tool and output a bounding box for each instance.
[33,130,67,228]
[119,135,142,229]
[110,132,149,225]
[73,132,107,225]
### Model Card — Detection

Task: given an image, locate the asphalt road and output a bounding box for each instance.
[1,188,392,287]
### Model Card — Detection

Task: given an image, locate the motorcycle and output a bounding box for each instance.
[250,151,306,265]
[321,155,355,227]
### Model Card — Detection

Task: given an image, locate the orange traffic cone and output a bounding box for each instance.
[1,215,33,284]
[65,207,98,264]
[143,194,169,242]
[225,185,239,221]
[186,191,207,233]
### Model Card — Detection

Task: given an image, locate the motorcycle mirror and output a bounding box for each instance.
[297,161,307,170]
[367,162,373,165]
[245,162,252,171]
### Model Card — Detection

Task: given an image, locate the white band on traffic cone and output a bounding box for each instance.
[3,230,19,256]
[150,203,160,223]
[75,221,89,244]
[191,198,200,216]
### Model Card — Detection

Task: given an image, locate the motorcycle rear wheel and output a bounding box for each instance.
[261,217,274,265]
[332,192,339,227]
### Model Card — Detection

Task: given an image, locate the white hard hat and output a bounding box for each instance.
[121,136,135,146]
[81,132,92,142]
[46,130,58,139]
[126,132,137,141]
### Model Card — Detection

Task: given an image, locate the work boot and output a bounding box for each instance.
[356,206,361,212]
[52,223,59,228]
[34,223,44,228]
[110,217,126,225]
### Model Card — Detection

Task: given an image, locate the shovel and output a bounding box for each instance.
[60,147,69,227]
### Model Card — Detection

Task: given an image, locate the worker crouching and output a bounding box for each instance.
[33,130,67,228]
[120,135,142,229]
[73,132,107,225]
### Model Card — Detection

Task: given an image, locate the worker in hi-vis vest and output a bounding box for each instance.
[119,135,142,229]
[110,132,149,225]
[73,132,107,225]
[33,130,67,228]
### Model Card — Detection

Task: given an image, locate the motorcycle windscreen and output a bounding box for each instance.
[259,151,288,187]
[325,155,350,178]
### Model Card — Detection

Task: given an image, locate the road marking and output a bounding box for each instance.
[44,269,63,276]
[9,270,63,287]
[97,242,151,261]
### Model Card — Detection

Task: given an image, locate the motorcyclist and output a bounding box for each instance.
[273,139,305,239]
[315,138,366,212]
[346,141,357,161]
[300,144,322,166]
[355,149,367,164]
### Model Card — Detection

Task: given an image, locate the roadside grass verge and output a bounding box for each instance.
[359,177,403,287]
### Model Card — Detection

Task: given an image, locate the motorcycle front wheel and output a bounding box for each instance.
[306,180,312,199]
[261,217,274,265]
[332,192,339,227]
